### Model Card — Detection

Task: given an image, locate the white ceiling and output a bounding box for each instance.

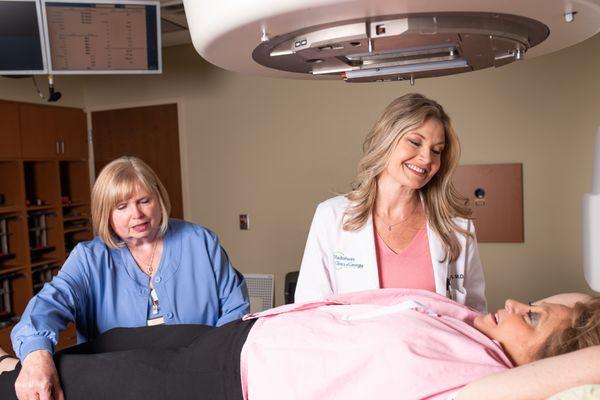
[158,0,191,47]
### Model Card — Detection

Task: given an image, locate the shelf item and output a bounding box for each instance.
[0,271,23,323]
[0,213,26,269]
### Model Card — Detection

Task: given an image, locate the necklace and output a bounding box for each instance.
[130,239,159,276]
[376,200,419,231]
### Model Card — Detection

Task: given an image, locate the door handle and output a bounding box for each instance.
[60,141,65,154]
[56,141,60,155]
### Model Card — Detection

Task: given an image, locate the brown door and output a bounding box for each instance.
[91,104,183,219]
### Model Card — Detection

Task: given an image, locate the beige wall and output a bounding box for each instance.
[12,32,597,309]
[0,75,86,107]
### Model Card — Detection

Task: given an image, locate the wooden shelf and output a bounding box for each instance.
[30,257,61,268]
[0,266,27,276]
[63,215,89,222]
[0,206,23,214]
[0,100,90,351]
[64,226,90,234]
[62,201,89,208]
[27,205,58,212]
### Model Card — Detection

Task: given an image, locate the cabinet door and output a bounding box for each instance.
[19,104,59,158]
[0,101,22,158]
[56,108,88,159]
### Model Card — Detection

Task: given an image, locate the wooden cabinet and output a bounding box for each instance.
[0,101,21,158]
[19,104,88,160]
[55,107,88,159]
[0,100,91,355]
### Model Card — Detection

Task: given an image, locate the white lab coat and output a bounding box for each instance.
[295,195,487,312]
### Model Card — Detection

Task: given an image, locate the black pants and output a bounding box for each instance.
[0,319,255,400]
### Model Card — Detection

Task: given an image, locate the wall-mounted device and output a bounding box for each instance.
[42,0,162,74]
[0,0,48,75]
[182,0,600,83]
[452,163,524,243]
[583,127,600,292]
[0,0,161,76]
[239,214,249,230]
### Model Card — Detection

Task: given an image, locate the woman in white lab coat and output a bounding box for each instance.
[295,93,487,312]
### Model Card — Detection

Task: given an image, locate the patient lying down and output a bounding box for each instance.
[0,289,598,400]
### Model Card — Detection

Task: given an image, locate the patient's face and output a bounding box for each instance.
[473,299,572,366]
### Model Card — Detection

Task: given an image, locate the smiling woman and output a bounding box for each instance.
[296,93,486,312]
[8,156,250,400]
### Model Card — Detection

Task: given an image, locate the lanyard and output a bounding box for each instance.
[150,287,160,315]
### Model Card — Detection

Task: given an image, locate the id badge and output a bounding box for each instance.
[147,316,165,326]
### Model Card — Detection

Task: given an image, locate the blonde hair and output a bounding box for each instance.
[344,93,471,262]
[536,297,600,360]
[91,156,171,248]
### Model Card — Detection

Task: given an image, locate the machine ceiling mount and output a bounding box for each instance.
[253,13,549,83]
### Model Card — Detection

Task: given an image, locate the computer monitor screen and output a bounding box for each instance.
[42,0,161,74]
[0,0,47,74]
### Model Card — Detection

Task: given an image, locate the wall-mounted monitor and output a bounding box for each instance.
[42,0,161,74]
[0,0,48,75]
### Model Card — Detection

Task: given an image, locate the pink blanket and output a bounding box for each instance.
[241,289,512,400]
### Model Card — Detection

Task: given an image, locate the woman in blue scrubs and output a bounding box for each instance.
[10,156,249,400]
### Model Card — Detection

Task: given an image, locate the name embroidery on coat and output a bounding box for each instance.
[333,251,364,270]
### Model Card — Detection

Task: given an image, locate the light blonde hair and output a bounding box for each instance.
[344,93,471,262]
[536,297,600,360]
[91,156,171,248]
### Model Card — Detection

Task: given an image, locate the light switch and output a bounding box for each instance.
[239,214,249,230]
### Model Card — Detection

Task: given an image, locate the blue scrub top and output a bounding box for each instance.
[11,219,250,360]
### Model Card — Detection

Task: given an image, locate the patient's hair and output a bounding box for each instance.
[536,296,600,360]
[343,93,471,262]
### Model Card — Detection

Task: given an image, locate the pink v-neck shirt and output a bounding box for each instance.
[375,226,436,291]
[241,289,511,400]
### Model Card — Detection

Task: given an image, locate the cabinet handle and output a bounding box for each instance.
[61,141,65,154]
[56,141,60,155]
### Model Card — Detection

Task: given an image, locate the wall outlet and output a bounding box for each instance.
[239,214,249,230]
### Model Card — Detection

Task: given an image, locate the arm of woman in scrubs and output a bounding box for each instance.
[205,231,250,326]
[11,245,89,400]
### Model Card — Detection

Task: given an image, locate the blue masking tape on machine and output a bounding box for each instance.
[583,127,600,292]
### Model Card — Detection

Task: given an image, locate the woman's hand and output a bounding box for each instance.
[15,350,64,400]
